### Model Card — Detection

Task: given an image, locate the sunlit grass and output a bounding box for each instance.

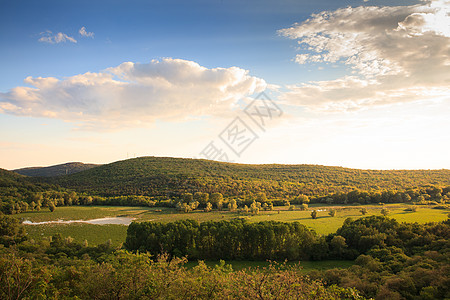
[185,259,354,271]
[15,204,449,246]
[389,208,449,223]
[24,223,127,247]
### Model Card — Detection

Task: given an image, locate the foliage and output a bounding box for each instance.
[1,209,449,299]
[125,219,320,261]
[314,185,450,205]
[0,214,26,246]
[40,157,450,201]
[0,247,363,300]
[0,168,69,214]
[0,250,52,300]
[333,216,450,257]
[2,156,450,299]
[204,202,213,212]
[3,158,450,213]
[13,162,98,177]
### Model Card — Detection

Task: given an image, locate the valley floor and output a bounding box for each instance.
[16,204,449,248]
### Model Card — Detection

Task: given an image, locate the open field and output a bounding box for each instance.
[185,260,355,272]
[25,223,127,247]
[17,204,449,247]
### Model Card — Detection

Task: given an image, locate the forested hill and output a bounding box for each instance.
[44,156,450,198]
[0,168,26,182]
[0,168,64,194]
[13,162,99,177]
[0,168,68,213]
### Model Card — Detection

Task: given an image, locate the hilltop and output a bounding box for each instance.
[14,162,99,177]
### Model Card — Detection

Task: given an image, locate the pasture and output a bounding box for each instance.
[185,260,355,272]
[16,204,449,247]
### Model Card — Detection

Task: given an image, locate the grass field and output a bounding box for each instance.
[185,259,354,272]
[16,204,449,247]
[25,223,127,247]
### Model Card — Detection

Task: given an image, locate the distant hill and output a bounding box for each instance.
[14,162,100,177]
[0,167,26,181]
[46,156,450,198]
[0,167,56,191]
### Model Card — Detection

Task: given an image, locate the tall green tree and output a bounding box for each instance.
[210,193,223,209]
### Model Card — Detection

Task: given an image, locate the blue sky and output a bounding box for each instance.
[0,0,351,88]
[1,0,449,169]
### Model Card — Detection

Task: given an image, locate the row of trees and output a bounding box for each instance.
[125,219,319,260]
[173,186,450,214]
[0,190,99,214]
[3,186,448,217]
[313,185,450,205]
[125,216,450,262]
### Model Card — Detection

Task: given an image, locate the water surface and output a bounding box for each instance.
[23,217,134,225]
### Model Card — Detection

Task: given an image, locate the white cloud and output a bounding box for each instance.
[38,31,77,44]
[79,26,94,38]
[279,0,450,111]
[0,58,266,130]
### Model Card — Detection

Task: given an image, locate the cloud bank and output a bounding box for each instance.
[279,0,450,111]
[0,59,266,129]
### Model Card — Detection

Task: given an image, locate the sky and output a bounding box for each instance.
[0,0,449,170]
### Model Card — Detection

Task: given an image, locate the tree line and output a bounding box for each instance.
[125,215,450,262]
[2,183,449,216]
[125,219,318,260]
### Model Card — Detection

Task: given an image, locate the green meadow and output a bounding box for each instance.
[185,259,355,272]
[24,223,127,247]
[17,204,449,247]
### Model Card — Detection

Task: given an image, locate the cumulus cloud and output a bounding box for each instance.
[79,27,94,38]
[279,0,450,111]
[38,31,77,44]
[0,58,266,129]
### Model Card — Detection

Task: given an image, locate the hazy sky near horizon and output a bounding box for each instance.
[1,0,449,170]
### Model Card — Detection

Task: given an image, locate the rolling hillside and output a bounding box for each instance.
[45,156,450,198]
[0,167,66,193]
[0,168,67,213]
[14,162,99,177]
